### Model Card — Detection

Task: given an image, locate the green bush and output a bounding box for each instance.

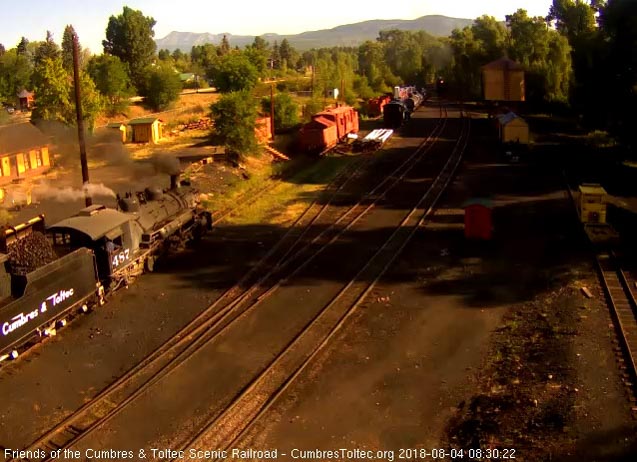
[211,91,259,157]
[302,98,325,122]
[143,64,182,111]
[211,53,259,93]
[261,92,299,130]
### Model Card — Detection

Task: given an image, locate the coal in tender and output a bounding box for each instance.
[7,232,58,275]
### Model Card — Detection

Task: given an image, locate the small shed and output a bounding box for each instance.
[464,198,493,240]
[496,112,529,144]
[129,117,163,144]
[578,184,607,224]
[482,58,525,102]
[17,89,34,110]
[106,122,127,143]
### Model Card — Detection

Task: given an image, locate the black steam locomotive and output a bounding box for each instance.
[383,86,425,128]
[0,175,212,361]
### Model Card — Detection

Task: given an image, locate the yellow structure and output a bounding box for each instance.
[106,122,128,143]
[496,112,530,144]
[0,123,51,185]
[482,57,525,102]
[579,184,607,224]
[129,117,163,144]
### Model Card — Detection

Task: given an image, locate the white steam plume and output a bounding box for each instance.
[33,183,117,202]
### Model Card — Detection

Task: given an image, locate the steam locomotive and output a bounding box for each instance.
[383,86,425,128]
[0,174,212,361]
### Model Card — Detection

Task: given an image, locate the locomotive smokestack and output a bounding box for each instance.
[170,174,179,189]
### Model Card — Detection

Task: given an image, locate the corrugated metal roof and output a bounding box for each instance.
[106,122,126,128]
[0,123,48,155]
[496,112,527,126]
[482,57,524,71]
[129,117,162,125]
[17,89,33,98]
[49,207,131,240]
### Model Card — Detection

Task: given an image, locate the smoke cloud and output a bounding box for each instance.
[33,183,117,202]
[150,152,181,176]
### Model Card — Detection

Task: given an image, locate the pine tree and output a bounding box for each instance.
[17,37,29,56]
[61,25,79,72]
[219,35,230,56]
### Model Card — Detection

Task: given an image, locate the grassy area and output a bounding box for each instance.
[206,154,361,226]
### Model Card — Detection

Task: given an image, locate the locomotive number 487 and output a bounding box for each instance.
[111,249,130,268]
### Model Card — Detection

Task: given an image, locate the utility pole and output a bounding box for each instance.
[72,31,91,207]
[270,83,275,141]
[311,65,315,97]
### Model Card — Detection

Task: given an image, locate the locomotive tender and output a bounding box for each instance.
[383,86,425,128]
[0,175,212,361]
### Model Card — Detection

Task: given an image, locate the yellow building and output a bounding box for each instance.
[482,57,525,102]
[496,112,530,144]
[579,184,607,224]
[129,117,163,144]
[0,123,51,185]
[106,122,128,143]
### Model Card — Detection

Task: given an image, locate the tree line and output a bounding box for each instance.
[0,1,633,151]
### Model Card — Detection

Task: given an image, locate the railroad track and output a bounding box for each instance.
[174,112,471,461]
[7,106,449,462]
[564,178,637,416]
[596,252,637,413]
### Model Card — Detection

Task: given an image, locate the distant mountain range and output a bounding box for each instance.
[155,15,473,52]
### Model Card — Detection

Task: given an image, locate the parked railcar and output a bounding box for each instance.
[383,101,406,128]
[0,174,212,361]
[299,105,359,154]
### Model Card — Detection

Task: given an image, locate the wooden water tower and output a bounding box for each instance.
[482,58,525,102]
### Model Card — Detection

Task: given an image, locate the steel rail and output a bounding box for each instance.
[11,107,448,462]
[174,115,470,461]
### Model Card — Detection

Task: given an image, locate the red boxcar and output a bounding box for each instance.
[367,96,391,117]
[299,116,339,153]
[299,105,359,154]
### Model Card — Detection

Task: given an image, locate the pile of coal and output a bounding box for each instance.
[7,232,57,275]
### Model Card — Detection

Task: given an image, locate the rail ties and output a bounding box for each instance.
[597,252,637,397]
[175,115,471,460]
[10,107,450,460]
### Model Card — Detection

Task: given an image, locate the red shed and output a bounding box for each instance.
[463,198,493,240]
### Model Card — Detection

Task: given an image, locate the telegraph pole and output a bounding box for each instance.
[270,83,275,141]
[72,31,91,207]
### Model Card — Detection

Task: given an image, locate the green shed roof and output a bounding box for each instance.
[129,117,162,125]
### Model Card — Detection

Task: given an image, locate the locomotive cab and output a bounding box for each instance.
[48,205,140,284]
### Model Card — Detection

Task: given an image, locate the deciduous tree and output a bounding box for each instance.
[211,53,258,92]
[142,63,181,111]
[211,91,258,157]
[260,92,299,130]
[87,54,132,104]
[103,6,157,91]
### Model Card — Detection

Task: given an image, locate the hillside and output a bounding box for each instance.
[155,15,473,51]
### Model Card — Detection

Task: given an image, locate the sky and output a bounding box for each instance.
[0,0,554,54]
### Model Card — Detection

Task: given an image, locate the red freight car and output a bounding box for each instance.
[299,116,339,153]
[367,95,391,117]
[299,105,359,154]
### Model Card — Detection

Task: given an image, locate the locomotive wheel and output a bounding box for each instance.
[145,256,155,273]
